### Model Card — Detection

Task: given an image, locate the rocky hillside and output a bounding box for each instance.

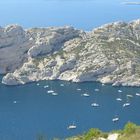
[1,19,140,86]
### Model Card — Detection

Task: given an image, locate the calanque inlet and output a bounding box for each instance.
[1,19,140,86]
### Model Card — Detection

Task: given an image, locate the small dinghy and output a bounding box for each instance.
[118,90,122,93]
[136,93,140,96]
[81,93,90,97]
[91,103,99,107]
[123,103,130,107]
[47,90,54,93]
[126,94,133,98]
[112,117,119,122]
[116,98,122,101]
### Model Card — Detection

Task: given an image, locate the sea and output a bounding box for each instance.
[0,0,140,139]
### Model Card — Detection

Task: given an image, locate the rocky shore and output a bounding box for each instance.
[1,19,140,86]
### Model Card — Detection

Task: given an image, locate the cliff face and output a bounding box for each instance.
[1,20,140,86]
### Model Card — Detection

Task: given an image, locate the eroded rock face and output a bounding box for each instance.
[1,20,140,86]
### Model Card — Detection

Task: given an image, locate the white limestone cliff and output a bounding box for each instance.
[1,20,140,86]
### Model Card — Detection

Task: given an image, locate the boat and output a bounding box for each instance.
[13,101,17,104]
[44,85,49,88]
[47,90,54,93]
[112,117,119,122]
[123,103,130,107]
[126,94,133,98]
[81,93,90,97]
[77,88,82,91]
[52,92,58,96]
[95,89,99,92]
[91,103,99,107]
[67,123,77,129]
[116,98,122,101]
[60,84,64,87]
[136,93,140,96]
[36,83,40,86]
[102,83,105,86]
[118,90,122,93]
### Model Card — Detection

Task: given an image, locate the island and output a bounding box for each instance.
[1,19,140,86]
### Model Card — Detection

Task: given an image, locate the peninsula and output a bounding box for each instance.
[1,19,140,86]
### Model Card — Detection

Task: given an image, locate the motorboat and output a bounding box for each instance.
[136,93,140,96]
[123,103,130,107]
[44,85,49,88]
[47,90,54,93]
[91,103,99,107]
[118,90,122,93]
[36,83,40,86]
[77,88,82,91]
[116,98,122,101]
[13,101,17,104]
[95,89,99,92]
[81,93,90,97]
[52,92,58,96]
[126,94,133,98]
[60,84,64,87]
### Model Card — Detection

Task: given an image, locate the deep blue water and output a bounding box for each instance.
[0,75,140,139]
[0,0,140,30]
[1,0,140,139]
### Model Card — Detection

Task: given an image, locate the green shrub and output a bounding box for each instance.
[84,128,101,140]
[123,122,137,135]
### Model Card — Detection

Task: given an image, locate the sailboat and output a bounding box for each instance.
[112,116,119,122]
[67,122,77,130]
[123,96,131,107]
[116,92,122,101]
[47,82,55,93]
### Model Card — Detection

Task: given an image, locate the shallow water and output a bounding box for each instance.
[0,0,140,30]
[0,75,140,139]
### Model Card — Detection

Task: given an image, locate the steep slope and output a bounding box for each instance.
[1,20,140,86]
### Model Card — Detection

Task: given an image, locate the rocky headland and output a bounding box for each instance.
[1,19,140,86]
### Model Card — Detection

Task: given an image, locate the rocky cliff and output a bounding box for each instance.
[1,19,140,86]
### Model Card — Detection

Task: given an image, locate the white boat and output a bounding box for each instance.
[95,89,99,92]
[118,90,122,93]
[44,85,49,88]
[136,93,140,96]
[116,98,122,101]
[52,92,58,96]
[60,84,64,87]
[67,124,77,129]
[77,88,81,91]
[81,93,90,97]
[47,90,54,93]
[112,117,119,122]
[91,103,99,107]
[126,94,133,98]
[102,83,105,86]
[123,103,130,107]
[37,83,40,86]
[13,101,17,104]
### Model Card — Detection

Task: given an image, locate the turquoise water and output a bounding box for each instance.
[0,75,140,139]
[0,0,140,30]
